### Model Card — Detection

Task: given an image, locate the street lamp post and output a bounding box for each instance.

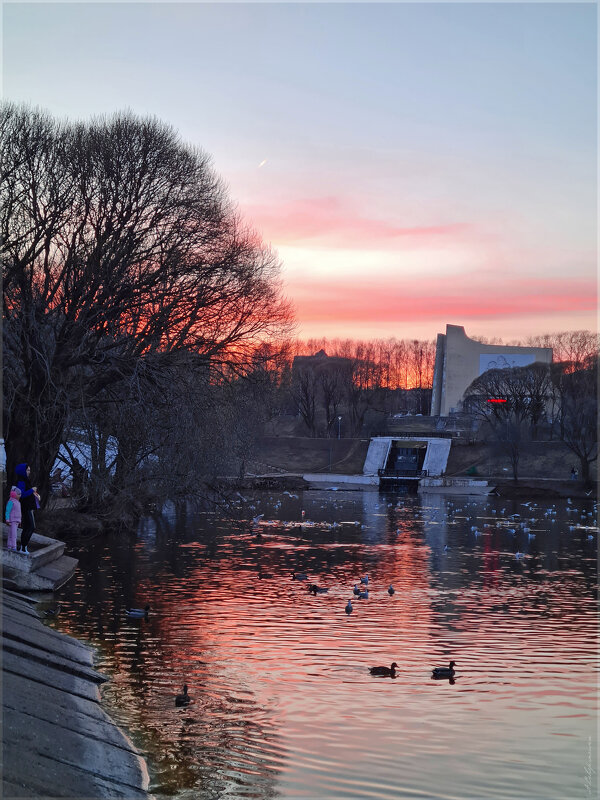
[337,416,342,440]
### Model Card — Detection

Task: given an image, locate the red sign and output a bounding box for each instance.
[487,398,507,403]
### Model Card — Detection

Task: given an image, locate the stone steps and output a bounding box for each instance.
[1,525,78,591]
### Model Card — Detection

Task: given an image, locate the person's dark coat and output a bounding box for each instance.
[15,463,36,513]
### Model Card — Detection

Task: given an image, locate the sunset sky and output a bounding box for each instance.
[4,2,597,342]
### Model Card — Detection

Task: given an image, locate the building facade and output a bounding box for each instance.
[430,324,552,417]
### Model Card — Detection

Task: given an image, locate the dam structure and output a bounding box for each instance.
[363,436,452,482]
[361,435,492,494]
[305,434,455,491]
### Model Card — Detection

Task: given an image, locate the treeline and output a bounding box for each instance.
[276,332,598,440]
[464,331,598,482]
[2,105,293,523]
[282,338,436,437]
[292,337,437,390]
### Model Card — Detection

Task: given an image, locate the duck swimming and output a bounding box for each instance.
[370,662,398,677]
[387,584,395,596]
[292,572,308,581]
[175,684,191,706]
[432,661,456,678]
[126,605,150,618]
[345,600,353,614]
[308,584,328,595]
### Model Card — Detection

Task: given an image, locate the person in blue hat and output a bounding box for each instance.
[14,463,39,554]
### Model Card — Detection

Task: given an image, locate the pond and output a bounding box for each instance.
[48,489,598,800]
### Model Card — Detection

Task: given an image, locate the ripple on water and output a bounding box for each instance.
[53,491,598,800]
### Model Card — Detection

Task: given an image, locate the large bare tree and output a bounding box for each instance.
[2,104,293,507]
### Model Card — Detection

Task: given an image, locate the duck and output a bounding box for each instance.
[44,603,62,617]
[291,572,308,581]
[308,583,328,595]
[175,684,191,707]
[431,661,456,679]
[126,604,150,618]
[387,584,395,596]
[370,662,398,677]
[360,575,369,585]
[357,589,369,599]
[345,599,353,614]
[353,584,361,596]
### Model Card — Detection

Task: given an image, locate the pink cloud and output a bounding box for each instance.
[242,196,470,248]
[288,275,597,325]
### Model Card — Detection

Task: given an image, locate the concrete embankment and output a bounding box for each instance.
[2,588,150,799]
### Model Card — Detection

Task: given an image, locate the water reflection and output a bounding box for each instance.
[50,490,598,800]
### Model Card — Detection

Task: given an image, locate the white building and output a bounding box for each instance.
[430,324,552,417]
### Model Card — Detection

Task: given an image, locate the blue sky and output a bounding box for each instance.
[4,2,597,341]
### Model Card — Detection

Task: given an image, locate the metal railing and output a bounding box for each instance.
[378,468,428,478]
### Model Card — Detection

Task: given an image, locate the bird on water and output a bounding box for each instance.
[370,662,398,677]
[175,684,191,706]
[432,661,456,679]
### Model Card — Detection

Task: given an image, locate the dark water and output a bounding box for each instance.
[48,490,598,800]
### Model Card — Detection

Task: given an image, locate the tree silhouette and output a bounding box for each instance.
[2,105,293,510]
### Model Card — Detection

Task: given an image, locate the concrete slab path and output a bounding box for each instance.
[2,589,151,799]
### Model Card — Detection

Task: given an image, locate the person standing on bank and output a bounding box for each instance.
[5,486,21,551]
[14,463,39,554]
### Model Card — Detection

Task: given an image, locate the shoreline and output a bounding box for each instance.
[232,474,597,499]
[38,475,597,541]
[1,588,151,799]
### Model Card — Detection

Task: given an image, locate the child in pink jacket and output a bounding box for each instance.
[5,486,22,551]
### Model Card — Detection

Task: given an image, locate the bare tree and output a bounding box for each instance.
[319,367,346,437]
[464,364,552,481]
[560,359,598,484]
[291,367,319,437]
[527,331,599,369]
[2,104,294,507]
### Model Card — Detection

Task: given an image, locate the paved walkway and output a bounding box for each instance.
[2,589,150,799]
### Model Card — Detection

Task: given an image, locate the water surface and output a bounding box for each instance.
[50,490,598,799]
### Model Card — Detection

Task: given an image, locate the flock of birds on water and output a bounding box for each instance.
[292,569,456,683]
[120,572,457,705]
[170,658,457,707]
[62,490,595,707]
